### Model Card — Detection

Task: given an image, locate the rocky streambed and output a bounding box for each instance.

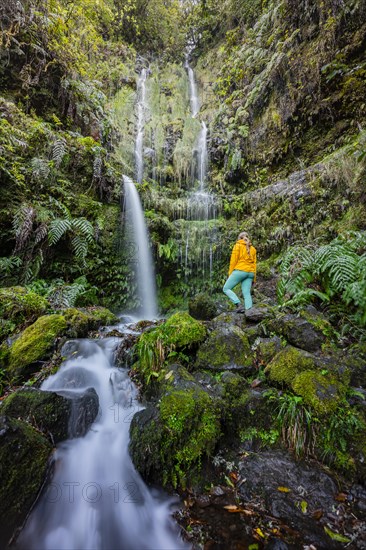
[0,301,366,549]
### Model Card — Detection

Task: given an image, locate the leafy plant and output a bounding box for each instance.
[277,231,366,334]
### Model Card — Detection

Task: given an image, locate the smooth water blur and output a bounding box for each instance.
[16,337,188,550]
[122,175,158,319]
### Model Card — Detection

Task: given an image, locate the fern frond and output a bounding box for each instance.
[49,197,71,219]
[71,218,94,243]
[0,256,22,276]
[71,235,88,262]
[93,155,102,180]
[52,139,67,168]
[34,223,48,245]
[48,218,72,245]
[13,204,35,253]
[30,158,50,180]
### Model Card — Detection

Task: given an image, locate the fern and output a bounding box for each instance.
[47,282,87,309]
[13,203,36,253]
[31,157,51,180]
[0,256,22,277]
[52,139,67,168]
[48,219,72,245]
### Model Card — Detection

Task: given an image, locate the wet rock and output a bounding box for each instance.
[188,292,218,321]
[254,336,282,366]
[266,311,327,352]
[0,416,52,548]
[115,332,139,367]
[195,324,254,373]
[210,311,246,331]
[0,386,99,442]
[245,306,271,323]
[237,450,345,549]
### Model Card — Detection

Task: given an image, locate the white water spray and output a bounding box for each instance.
[123,175,157,319]
[16,336,188,550]
[135,68,147,183]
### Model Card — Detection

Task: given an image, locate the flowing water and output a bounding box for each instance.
[122,175,158,319]
[16,332,188,550]
[135,68,148,184]
[183,59,218,282]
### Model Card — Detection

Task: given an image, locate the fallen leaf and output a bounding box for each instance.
[229,471,239,483]
[277,486,291,493]
[254,527,265,538]
[301,500,308,514]
[224,505,239,511]
[335,493,347,502]
[324,526,350,543]
[312,509,323,520]
[164,370,174,380]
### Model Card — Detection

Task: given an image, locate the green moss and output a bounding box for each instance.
[134,312,206,385]
[159,388,221,487]
[63,306,118,336]
[267,346,315,386]
[8,314,67,380]
[0,416,51,539]
[195,325,253,371]
[292,371,347,415]
[0,287,49,340]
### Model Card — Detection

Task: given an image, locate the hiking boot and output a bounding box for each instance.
[235,304,245,313]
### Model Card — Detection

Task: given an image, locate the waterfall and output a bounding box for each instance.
[184,59,218,281]
[123,175,157,319]
[16,335,188,550]
[135,68,147,184]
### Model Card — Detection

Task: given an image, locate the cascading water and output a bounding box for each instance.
[183,59,218,282]
[122,175,157,319]
[135,68,147,184]
[16,333,188,550]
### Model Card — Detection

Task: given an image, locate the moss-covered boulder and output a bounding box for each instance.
[8,314,67,381]
[63,306,119,337]
[0,416,52,547]
[130,385,220,488]
[266,346,316,386]
[134,312,206,386]
[0,286,49,340]
[188,292,218,320]
[1,387,99,442]
[195,324,254,372]
[265,311,328,352]
[254,336,282,367]
[292,371,347,415]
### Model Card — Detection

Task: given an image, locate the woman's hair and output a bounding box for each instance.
[238,231,251,255]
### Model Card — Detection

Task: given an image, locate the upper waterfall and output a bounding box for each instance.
[135,68,148,183]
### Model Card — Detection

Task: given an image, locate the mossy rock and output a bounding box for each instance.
[266,346,316,386]
[195,325,254,372]
[0,416,52,547]
[0,286,49,340]
[63,306,119,337]
[292,371,347,415]
[265,311,327,352]
[130,385,220,489]
[1,387,99,442]
[254,336,282,367]
[188,292,218,321]
[8,314,67,381]
[134,312,206,387]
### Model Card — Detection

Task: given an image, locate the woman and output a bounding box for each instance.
[223,231,256,312]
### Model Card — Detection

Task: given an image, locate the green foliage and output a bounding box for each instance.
[278,231,366,335]
[135,312,206,384]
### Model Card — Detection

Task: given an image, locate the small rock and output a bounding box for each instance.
[196,494,211,508]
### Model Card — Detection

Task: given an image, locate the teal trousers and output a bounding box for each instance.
[223,270,254,309]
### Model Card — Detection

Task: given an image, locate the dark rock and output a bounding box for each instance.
[115,332,139,367]
[188,292,218,321]
[238,450,343,549]
[209,311,246,331]
[266,312,327,352]
[195,324,254,373]
[0,416,52,548]
[0,386,99,442]
[254,336,282,366]
[245,306,271,323]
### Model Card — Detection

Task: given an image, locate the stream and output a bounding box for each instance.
[16,322,188,550]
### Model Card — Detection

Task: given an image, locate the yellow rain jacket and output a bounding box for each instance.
[229,240,257,280]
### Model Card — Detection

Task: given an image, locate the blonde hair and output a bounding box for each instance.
[238,231,251,255]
